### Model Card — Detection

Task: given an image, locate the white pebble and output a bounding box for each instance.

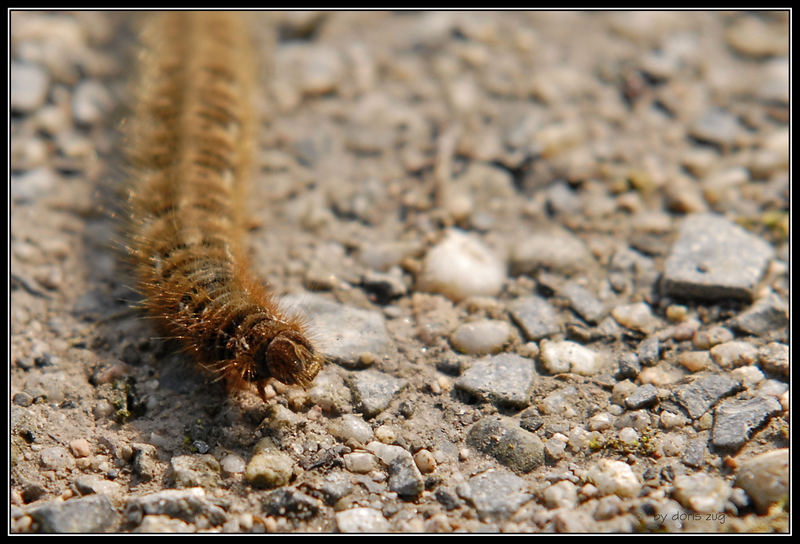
[612,302,657,334]
[11,62,50,112]
[540,340,601,375]
[336,507,389,533]
[344,452,378,474]
[588,459,641,498]
[418,229,506,302]
[450,319,511,355]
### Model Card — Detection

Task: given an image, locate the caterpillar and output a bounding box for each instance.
[124,11,323,402]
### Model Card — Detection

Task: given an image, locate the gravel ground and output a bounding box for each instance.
[10,10,789,534]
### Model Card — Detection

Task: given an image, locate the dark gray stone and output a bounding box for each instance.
[28,495,117,533]
[637,336,660,366]
[508,295,560,341]
[262,488,321,520]
[711,396,782,451]
[455,353,536,408]
[561,281,607,323]
[467,416,544,473]
[731,290,788,339]
[616,352,641,379]
[674,373,741,419]
[661,214,773,301]
[466,469,531,521]
[124,488,226,526]
[345,369,406,418]
[625,384,659,409]
[388,456,424,499]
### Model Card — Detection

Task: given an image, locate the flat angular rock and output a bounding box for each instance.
[455,353,536,408]
[508,295,560,341]
[674,373,741,419]
[711,396,782,450]
[661,214,773,301]
[345,369,407,417]
[29,494,118,533]
[465,469,531,521]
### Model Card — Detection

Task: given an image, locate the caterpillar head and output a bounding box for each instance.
[259,329,323,388]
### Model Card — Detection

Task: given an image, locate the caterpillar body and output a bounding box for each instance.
[125,11,323,401]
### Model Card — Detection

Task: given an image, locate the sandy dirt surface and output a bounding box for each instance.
[10,10,789,533]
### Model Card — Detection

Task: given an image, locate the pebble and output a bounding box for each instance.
[28,494,117,533]
[689,108,741,148]
[508,295,561,341]
[220,454,246,475]
[637,336,660,366]
[167,454,221,489]
[510,228,594,276]
[71,79,112,125]
[673,373,740,419]
[11,62,50,113]
[413,449,436,474]
[677,351,711,372]
[544,434,568,461]
[709,341,759,369]
[730,365,765,389]
[345,369,407,418]
[335,507,389,533]
[539,340,602,375]
[450,319,511,355]
[543,480,578,509]
[328,414,373,446]
[388,455,424,499]
[542,386,579,417]
[124,488,226,527]
[343,452,377,474]
[262,488,320,521]
[711,396,782,450]
[134,515,193,533]
[661,432,687,457]
[725,16,788,58]
[692,326,734,350]
[245,451,294,489]
[307,368,352,414]
[616,352,641,380]
[282,294,392,368]
[758,342,788,376]
[587,459,641,498]
[588,412,613,431]
[625,383,659,409]
[40,446,74,471]
[74,475,122,498]
[560,282,607,323]
[681,438,707,468]
[731,290,788,339]
[661,214,774,301]
[467,416,544,473]
[611,302,658,334]
[465,469,531,521]
[672,473,731,513]
[660,410,688,430]
[734,449,789,513]
[455,352,536,408]
[417,229,506,302]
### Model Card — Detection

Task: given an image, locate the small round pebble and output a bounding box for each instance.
[335,507,389,533]
[450,319,511,355]
[540,340,601,375]
[677,351,711,372]
[413,449,436,474]
[417,229,506,302]
[709,341,759,369]
[344,452,377,474]
[692,326,734,350]
[611,302,657,334]
[220,454,246,475]
[587,459,641,498]
[69,438,92,458]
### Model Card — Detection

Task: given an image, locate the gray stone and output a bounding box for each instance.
[689,108,741,147]
[607,247,659,295]
[731,291,788,339]
[735,449,789,513]
[124,488,226,526]
[467,416,544,473]
[11,62,50,113]
[561,281,607,323]
[661,214,774,301]
[508,295,561,341]
[625,384,659,409]
[167,454,221,489]
[345,369,406,417]
[455,353,536,408]
[29,494,117,533]
[511,229,595,275]
[616,352,641,379]
[262,488,321,520]
[711,396,782,450]
[758,342,789,376]
[465,469,531,521]
[282,294,393,368]
[637,336,660,366]
[387,456,424,499]
[681,438,707,468]
[674,373,741,419]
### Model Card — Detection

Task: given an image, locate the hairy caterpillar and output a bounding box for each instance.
[125,11,323,401]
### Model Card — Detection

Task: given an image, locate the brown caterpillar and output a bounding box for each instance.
[124,11,323,402]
